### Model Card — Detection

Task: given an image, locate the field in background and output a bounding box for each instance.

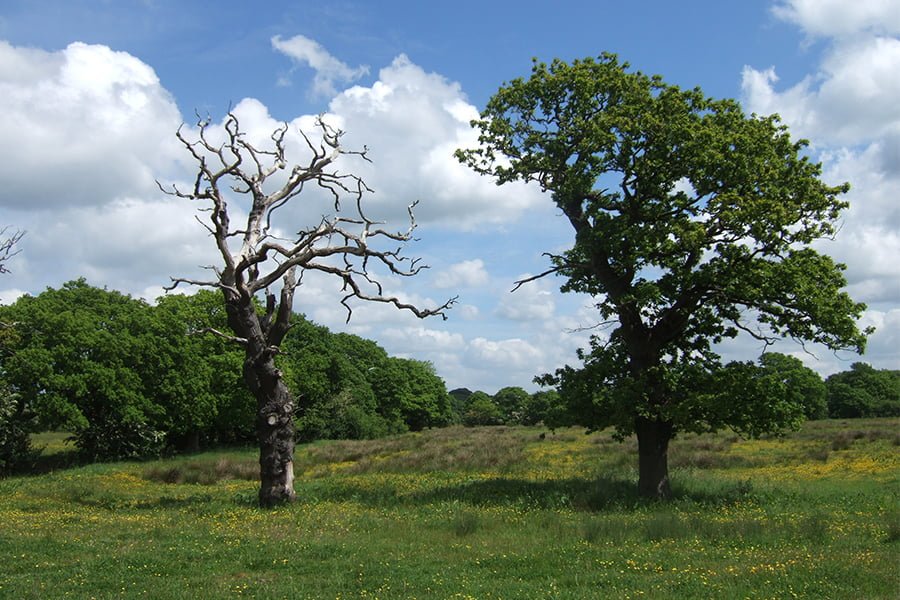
[2,419,898,598]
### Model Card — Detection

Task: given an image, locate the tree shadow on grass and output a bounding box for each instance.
[13,448,89,477]
[295,476,640,512]
[294,474,759,512]
[414,476,644,511]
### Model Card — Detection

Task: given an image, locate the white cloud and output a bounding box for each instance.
[326,55,545,228]
[741,36,900,147]
[433,259,489,289]
[0,41,184,210]
[496,278,556,321]
[0,288,26,305]
[271,34,368,97]
[381,326,466,352]
[468,337,544,370]
[457,304,480,320]
[741,8,900,355]
[772,0,900,37]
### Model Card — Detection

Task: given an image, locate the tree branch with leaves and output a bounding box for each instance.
[458,54,870,499]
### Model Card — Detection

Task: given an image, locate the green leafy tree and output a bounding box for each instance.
[405,359,453,429]
[0,280,165,460]
[462,391,504,426]
[458,55,870,498]
[282,318,396,441]
[521,389,565,426]
[758,353,827,420]
[448,388,474,423]
[826,363,900,418]
[152,291,255,447]
[0,382,39,475]
[492,386,530,424]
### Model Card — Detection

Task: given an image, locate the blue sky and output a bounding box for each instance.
[1,0,898,392]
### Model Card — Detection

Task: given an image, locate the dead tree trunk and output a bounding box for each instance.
[163,112,454,507]
[223,287,298,506]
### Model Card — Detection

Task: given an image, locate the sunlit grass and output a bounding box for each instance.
[2,418,897,598]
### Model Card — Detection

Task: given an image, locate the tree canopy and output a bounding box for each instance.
[0,280,454,468]
[826,363,899,418]
[458,54,870,498]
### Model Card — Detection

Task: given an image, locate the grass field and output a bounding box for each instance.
[2,419,898,599]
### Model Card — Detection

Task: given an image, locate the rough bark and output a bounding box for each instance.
[247,358,296,507]
[636,416,673,499]
[223,287,298,507]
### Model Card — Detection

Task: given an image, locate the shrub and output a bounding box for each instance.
[71,414,165,462]
[296,389,393,442]
[0,385,40,475]
[462,392,504,426]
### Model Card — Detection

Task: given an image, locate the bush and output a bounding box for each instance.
[0,385,40,474]
[71,414,165,462]
[296,389,394,442]
[826,363,900,418]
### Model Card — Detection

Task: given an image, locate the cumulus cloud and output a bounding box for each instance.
[468,337,544,370]
[741,37,900,147]
[381,326,466,352]
[433,259,489,289]
[772,0,900,37]
[741,5,900,371]
[271,34,369,97]
[496,278,556,321]
[0,41,184,210]
[326,55,545,228]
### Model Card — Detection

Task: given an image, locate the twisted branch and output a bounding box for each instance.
[159,111,452,343]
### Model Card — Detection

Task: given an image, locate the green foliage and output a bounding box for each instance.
[521,389,569,427]
[826,363,900,418]
[459,54,869,447]
[0,382,39,474]
[448,387,474,423]
[462,391,504,426]
[295,388,391,442]
[1,280,455,456]
[0,280,166,459]
[283,314,452,440]
[0,283,260,459]
[758,353,827,420]
[493,386,530,424]
[150,290,255,446]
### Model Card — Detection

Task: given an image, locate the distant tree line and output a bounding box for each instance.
[1,280,896,476]
[451,355,898,431]
[0,280,451,473]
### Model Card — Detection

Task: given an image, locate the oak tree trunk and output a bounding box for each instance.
[247,359,296,508]
[636,416,673,499]
[225,292,297,508]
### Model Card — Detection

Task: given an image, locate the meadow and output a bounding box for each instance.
[1,419,897,599]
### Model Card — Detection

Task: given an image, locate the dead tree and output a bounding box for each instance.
[161,113,454,507]
[0,228,24,275]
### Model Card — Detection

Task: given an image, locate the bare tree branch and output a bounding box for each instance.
[189,327,248,346]
[161,110,453,340]
[0,228,25,275]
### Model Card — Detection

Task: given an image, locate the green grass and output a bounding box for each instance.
[2,419,898,598]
